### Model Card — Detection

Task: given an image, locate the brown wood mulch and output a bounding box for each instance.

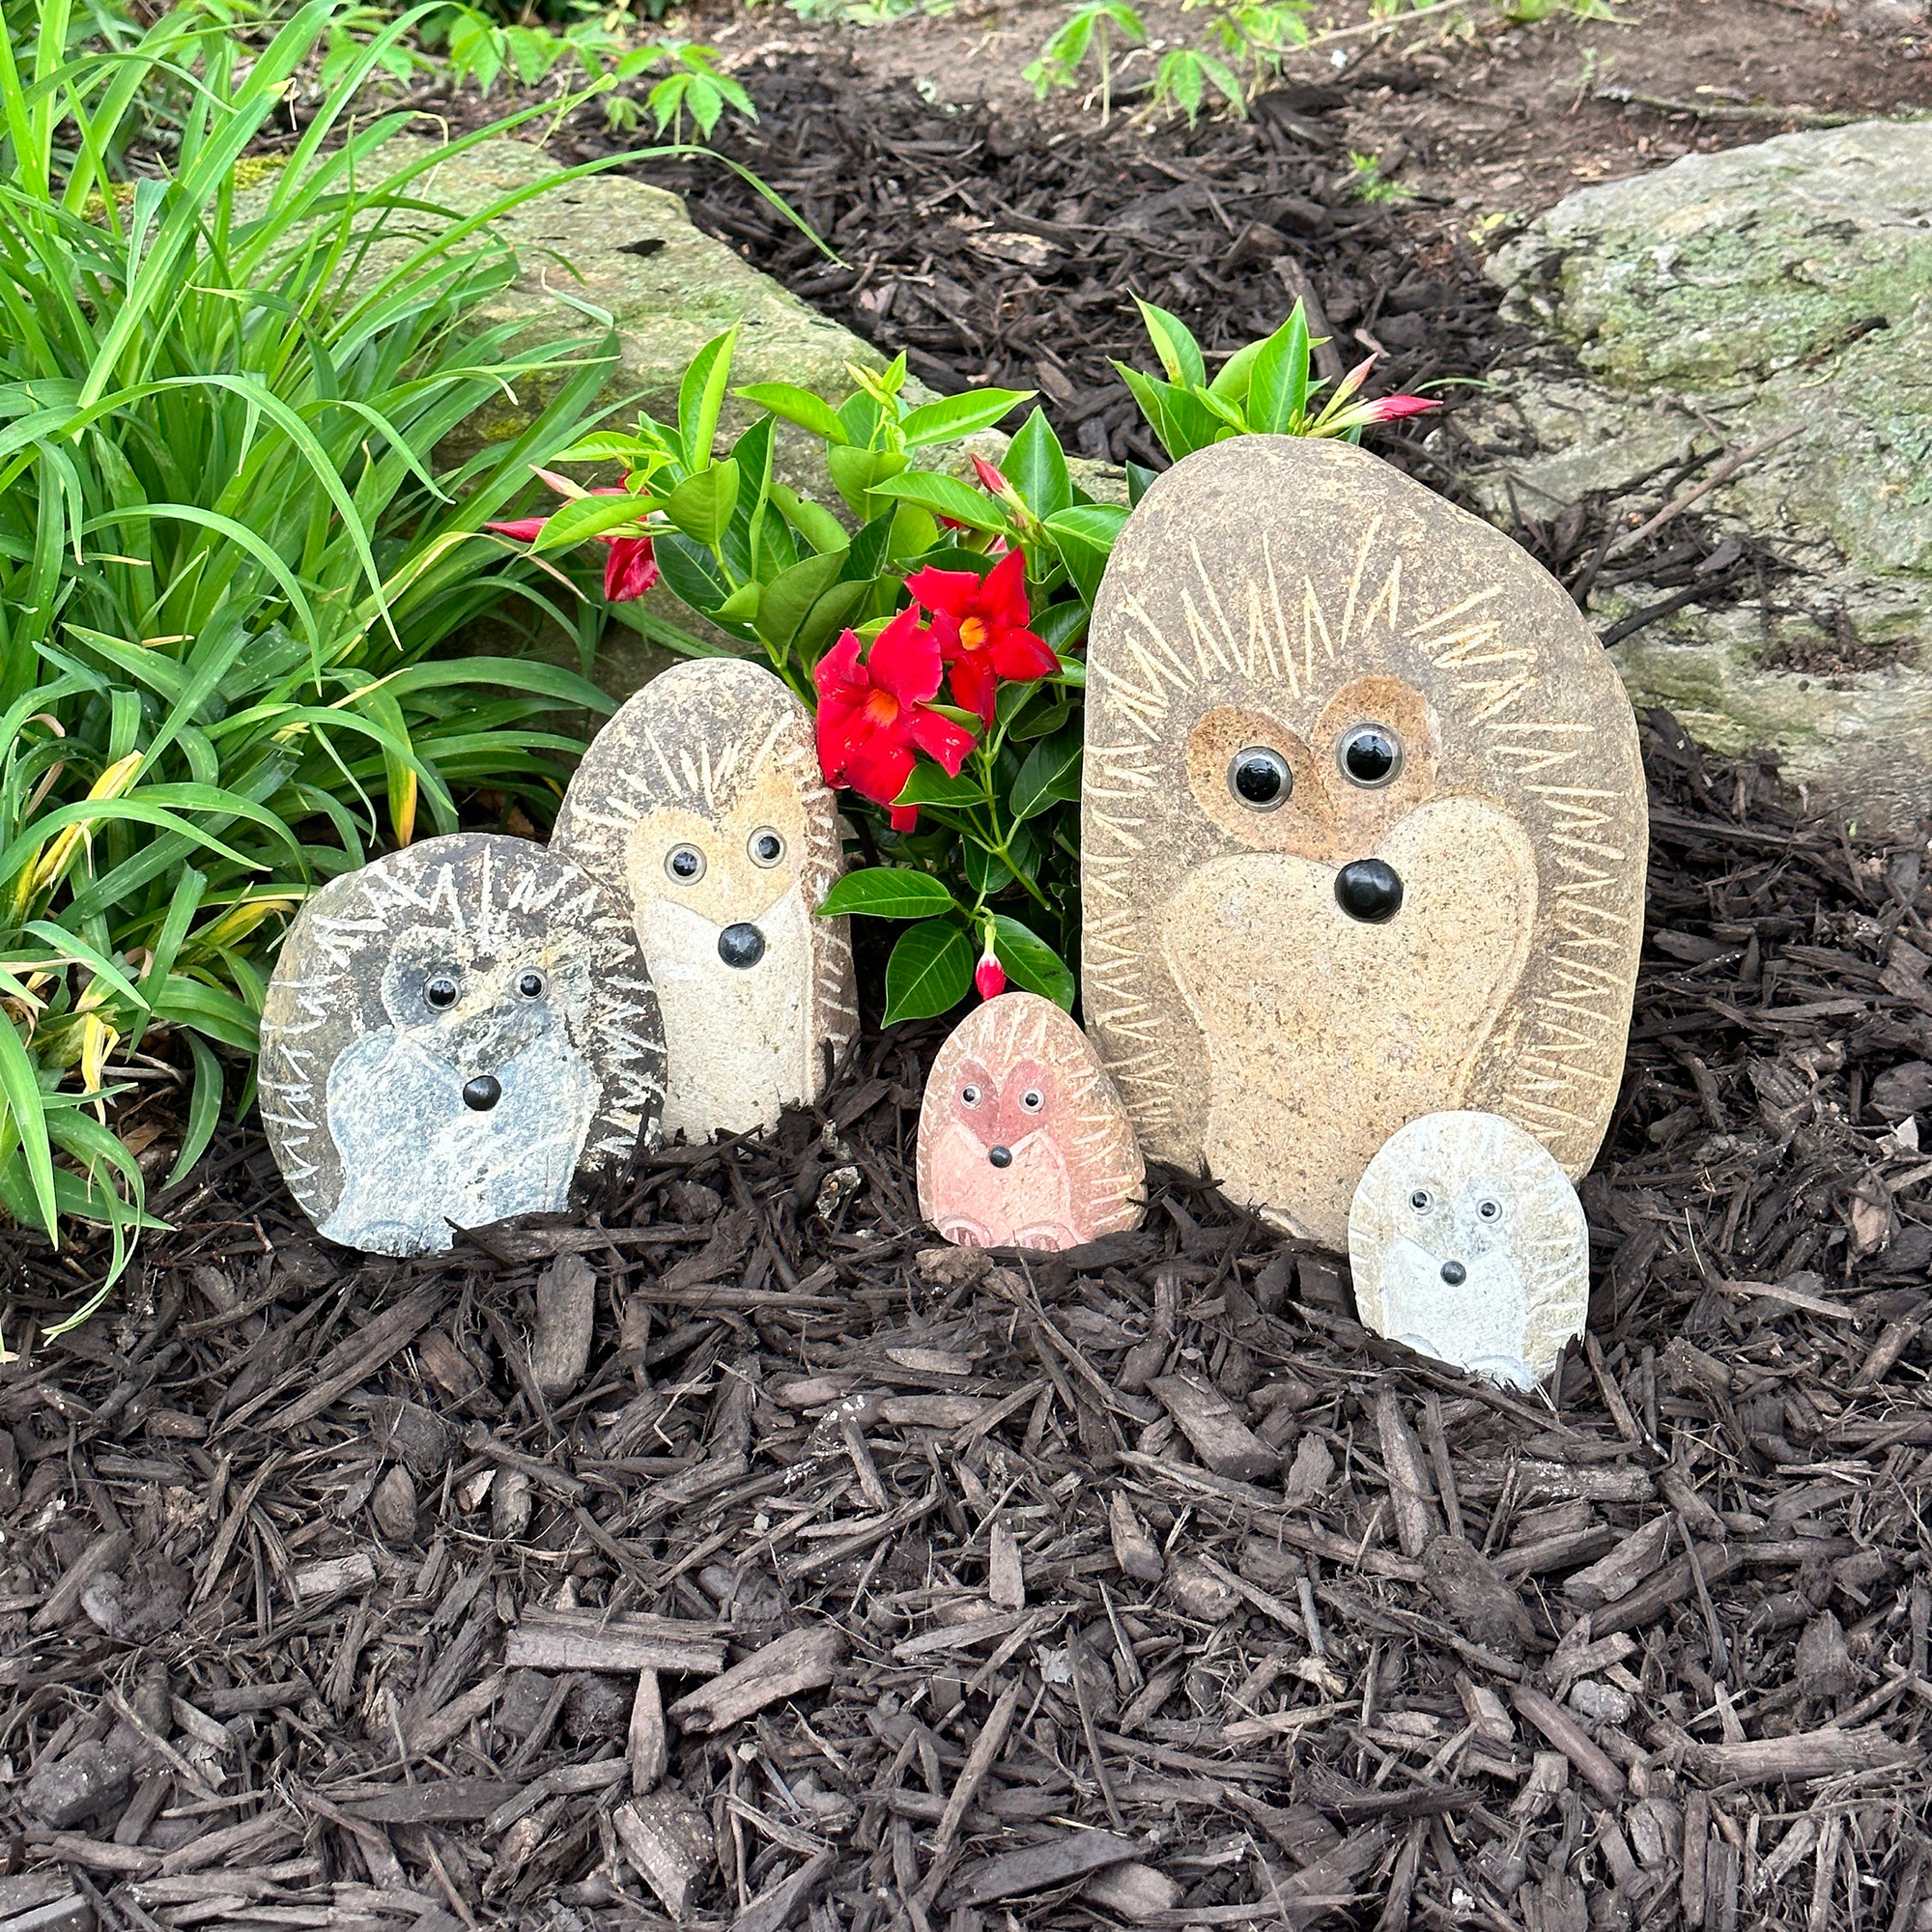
[2,708,1930,1932]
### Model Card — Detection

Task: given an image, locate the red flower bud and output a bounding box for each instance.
[972,454,1012,497]
[975,950,1007,1001]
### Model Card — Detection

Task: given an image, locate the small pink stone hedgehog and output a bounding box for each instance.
[917,992,1145,1251]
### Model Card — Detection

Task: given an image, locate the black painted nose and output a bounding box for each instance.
[463,1075,501,1112]
[987,1145,1012,1169]
[1335,858,1404,923]
[1440,1260,1466,1286]
[719,923,765,969]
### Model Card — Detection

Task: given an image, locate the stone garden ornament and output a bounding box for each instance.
[554,659,858,1143]
[261,833,665,1256]
[1082,437,1646,1249]
[917,992,1145,1251]
[1350,1110,1590,1388]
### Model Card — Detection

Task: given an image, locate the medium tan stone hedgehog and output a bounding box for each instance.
[554,658,857,1142]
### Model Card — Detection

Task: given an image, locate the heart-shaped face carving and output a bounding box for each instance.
[1082,437,1646,1240]
[1161,797,1537,1247]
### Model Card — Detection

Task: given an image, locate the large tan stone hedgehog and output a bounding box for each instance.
[1081,435,1647,1250]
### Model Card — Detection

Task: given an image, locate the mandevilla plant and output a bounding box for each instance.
[489,298,1435,1026]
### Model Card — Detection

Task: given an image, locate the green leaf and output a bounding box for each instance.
[794,580,869,662]
[867,471,1012,534]
[991,914,1076,1010]
[887,504,940,562]
[817,867,957,920]
[532,493,650,553]
[1006,408,1075,520]
[826,444,907,516]
[677,326,740,470]
[0,1016,56,1241]
[166,1034,225,1187]
[1247,303,1314,435]
[960,839,1014,895]
[895,764,986,809]
[754,549,847,649]
[735,383,849,443]
[1009,724,1084,819]
[896,389,1034,450]
[665,460,741,547]
[1044,503,1128,608]
[769,483,849,555]
[1135,298,1208,387]
[883,917,975,1024]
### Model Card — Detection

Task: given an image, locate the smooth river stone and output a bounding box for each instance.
[917,991,1145,1251]
[1350,1110,1589,1388]
[260,834,664,1256]
[1081,435,1647,1250]
[553,659,857,1142]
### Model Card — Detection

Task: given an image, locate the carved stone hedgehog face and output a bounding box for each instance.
[1183,674,1441,867]
[379,924,591,1077]
[622,751,813,958]
[949,1048,1060,1162]
[1082,436,1647,1250]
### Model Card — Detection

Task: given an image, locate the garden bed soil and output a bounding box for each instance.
[4,717,1932,1929]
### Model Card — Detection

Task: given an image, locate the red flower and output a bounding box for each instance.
[814,607,976,832]
[486,470,659,604]
[905,549,1059,724]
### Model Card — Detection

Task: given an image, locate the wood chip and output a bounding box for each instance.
[666,1628,844,1734]
[1150,1374,1277,1480]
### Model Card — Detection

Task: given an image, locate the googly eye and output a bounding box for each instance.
[1408,1188,1434,1211]
[748,827,785,867]
[516,970,546,1001]
[425,974,459,1010]
[1338,723,1403,788]
[1478,1199,1502,1222]
[1021,1090,1043,1112]
[666,844,705,884]
[1228,746,1292,811]
[960,1085,981,1107]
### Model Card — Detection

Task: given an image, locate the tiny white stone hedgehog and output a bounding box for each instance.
[1348,1110,1589,1388]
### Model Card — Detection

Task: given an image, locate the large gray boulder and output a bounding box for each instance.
[1463,121,1932,836]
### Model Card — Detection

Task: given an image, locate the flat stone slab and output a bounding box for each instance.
[349,135,883,487]
[260,832,664,1255]
[916,991,1145,1251]
[1350,1110,1589,1388]
[1467,119,1932,834]
[1081,435,1645,1252]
